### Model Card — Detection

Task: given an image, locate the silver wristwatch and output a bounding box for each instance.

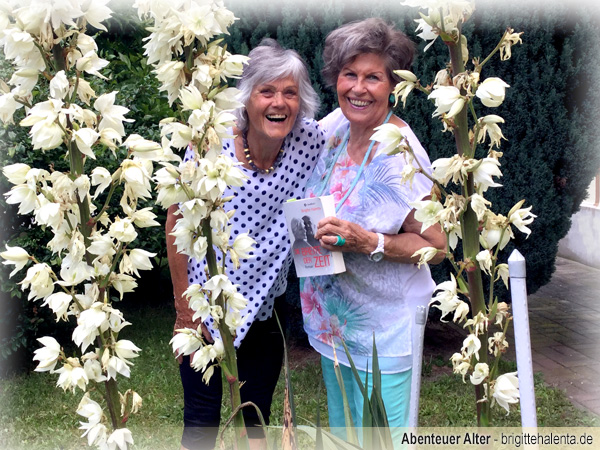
[368,232,385,262]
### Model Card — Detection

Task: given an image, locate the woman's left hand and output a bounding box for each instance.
[315,216,377,254]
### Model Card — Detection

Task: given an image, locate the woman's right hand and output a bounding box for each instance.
[314,216,379,255]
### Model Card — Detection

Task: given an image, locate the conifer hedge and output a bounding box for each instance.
[225,0,600,297]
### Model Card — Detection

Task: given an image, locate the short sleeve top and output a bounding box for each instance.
[300,109,436,373]
[185,118,325,347]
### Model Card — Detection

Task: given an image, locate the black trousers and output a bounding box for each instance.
[179,297,285,449]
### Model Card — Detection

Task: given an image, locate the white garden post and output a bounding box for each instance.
[508,249,538,429]
[409,305,428,428]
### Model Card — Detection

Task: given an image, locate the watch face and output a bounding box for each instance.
[371,251,384,262]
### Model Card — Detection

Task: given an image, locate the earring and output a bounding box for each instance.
[389,94,396,105]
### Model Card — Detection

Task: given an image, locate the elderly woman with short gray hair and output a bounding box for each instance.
[166,39,325,450]
[299,18,446,442]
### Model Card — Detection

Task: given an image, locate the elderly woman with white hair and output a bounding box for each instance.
[166,39,324,450]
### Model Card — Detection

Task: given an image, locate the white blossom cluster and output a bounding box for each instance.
[370,0,529,416]
[133,0,256,380]
[0,1,172,448]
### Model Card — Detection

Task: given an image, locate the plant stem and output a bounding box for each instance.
[95,334,123,429]
[447,38,491,426]
[57,34,123,429]
[202,221,249,450]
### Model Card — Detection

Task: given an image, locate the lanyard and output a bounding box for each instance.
[318,110,393,213]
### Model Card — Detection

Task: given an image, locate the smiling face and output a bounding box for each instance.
[245,75,300,144]
[336,53,394,130]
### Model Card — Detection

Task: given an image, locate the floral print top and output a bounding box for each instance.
[300,109,435,373]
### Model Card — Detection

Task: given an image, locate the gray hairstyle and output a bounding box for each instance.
[322,18,416,87]
[234,39,320,132]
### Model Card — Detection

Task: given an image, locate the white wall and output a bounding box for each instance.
[558,177,600,268]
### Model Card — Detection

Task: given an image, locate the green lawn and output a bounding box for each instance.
[0,303,597,449]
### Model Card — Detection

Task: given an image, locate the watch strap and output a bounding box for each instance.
[368,232,385,261]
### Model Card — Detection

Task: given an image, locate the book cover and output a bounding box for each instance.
[283,195,346,277]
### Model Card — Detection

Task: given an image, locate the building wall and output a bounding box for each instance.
[558,177,600,268]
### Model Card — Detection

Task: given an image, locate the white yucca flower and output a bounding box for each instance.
[204,274,237,304]
[114,339,141,361]
[90,166,112,198]
[508,200,536,237]
[76,50,109,80]
[49,70,69,99]
[492,372,519,413]
[55,357,89,392]
[58,259,94,287]
[42,292,73,321]
[131,207,160,228]
[73,302,108,351]
[80,0,113,32]
[0,244,31,277]
[106,427,134,450]
[155,61,186,106]
[470,193,491,222]
[5,184,38,214]
[73,128,100,160]
[102,350,132,380]
[20,262,54,300]
[470,362,489,386]
[95,91,133,137]
[230,232,255,269]
[123,134,163,160]
[370,123,408,155]
[409,199,443,233]
[476,250,493,275]
[170,214,196,255]
[477,115,506,149]
[79,421,108,448]
[411,247,439,269]
[476,77,510,108]
[77,392,104,425]
[430,274,461,322]
[33,336,62,372]
[171,329,203,358]
[109,273,138,300]
[120,160,153,200]
[2,163,30,185]
[109,217,138,243]
[461,334,482,360]
[428,85,464,118]
[120,249,155,277]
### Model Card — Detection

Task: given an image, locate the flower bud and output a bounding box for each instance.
[394,69,417,83]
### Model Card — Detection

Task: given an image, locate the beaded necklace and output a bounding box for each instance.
[242,129,285,174]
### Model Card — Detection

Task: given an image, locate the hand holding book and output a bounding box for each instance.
[283,195,346,277]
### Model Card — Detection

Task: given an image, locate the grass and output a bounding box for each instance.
[0,302,597,449]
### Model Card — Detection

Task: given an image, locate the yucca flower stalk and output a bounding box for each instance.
[134,1,255,447]
[0,1,172,448]
[372,0,531,425]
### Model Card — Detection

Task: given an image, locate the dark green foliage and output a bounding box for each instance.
[223,0,600,298]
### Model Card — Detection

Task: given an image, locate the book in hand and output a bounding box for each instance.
[282,195,346,277]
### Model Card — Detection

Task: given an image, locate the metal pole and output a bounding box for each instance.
[409,305,427,428]
[508,249,538,429]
